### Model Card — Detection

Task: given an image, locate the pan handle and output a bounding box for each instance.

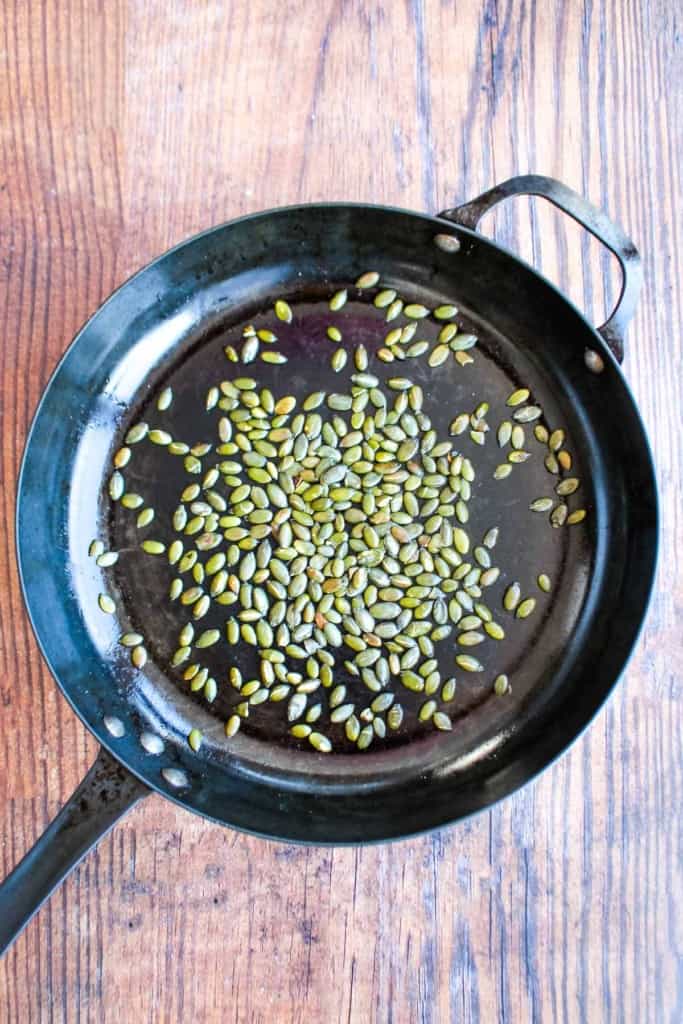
[439,174,642,363]
[0,746,149,956]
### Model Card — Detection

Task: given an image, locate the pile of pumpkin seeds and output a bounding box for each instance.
[91,272,587,755]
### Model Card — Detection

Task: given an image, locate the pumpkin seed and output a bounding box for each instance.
[98,593,115,614]
[404,304,429,319]
[516,598,536,619]
[556,477,579,496]
[356,271,380,289]
[567,509,586,525]
[275,299,293,322]
[507,388,529,406]
[503,583,521,611]
[494,674,509,695]
[551,504,568,528]
[428,344,450,367]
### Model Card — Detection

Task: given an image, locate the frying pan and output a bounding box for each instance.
[0,176,658,955]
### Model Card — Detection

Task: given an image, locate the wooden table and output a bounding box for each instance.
[1,2,680,1020]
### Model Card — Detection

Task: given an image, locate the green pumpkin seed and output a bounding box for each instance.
[516,598,536,619]
[98,593,115,614]
[503,583,521,611]
[374,289,396,308]
[331,348,347,372]
[556,477,579,496]
[356,271,380,289]
[494,674,509,695]
[329,289,347,311]
[428,344,450,367]
[404,303,429,319]
[507,388,529,406]
[455,655,483,672]
[275,299,293,323]
[567,509,586,525]
[141,540,165,555]
[538,573,551,592]
[551,504,568,528]
[126,423,149,444]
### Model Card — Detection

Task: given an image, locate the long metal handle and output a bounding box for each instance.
[439,174,642,363]
[0,746,149,956]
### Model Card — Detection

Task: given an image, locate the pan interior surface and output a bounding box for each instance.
[17,204,657,841]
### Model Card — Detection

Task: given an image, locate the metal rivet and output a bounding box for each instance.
[140,731,165,755]
[161,767,189,788]
[103,715,125,738]
[434,233,461,253]
[584,348,605,374]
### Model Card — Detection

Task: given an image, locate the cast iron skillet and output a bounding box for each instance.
[0,176,658,954]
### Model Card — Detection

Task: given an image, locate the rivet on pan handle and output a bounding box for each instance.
[439,175,642,364]
[0,747,149,956]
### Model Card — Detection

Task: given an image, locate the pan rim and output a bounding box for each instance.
[15,200,659,843]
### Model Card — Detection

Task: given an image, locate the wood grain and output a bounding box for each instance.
[1,1,681,1020]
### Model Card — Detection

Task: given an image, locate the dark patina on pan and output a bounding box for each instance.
[0,176,658,954]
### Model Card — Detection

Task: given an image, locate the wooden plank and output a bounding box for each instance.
[0,1,680,1021]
